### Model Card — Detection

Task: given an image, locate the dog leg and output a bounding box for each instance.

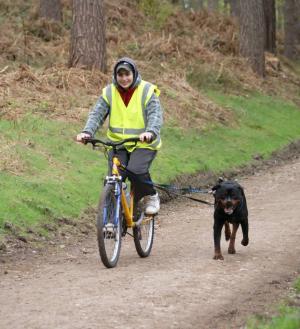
[213,220,224,260]
[228,223,239,254]
[241,219,249,246]
[213,250,224,260]
[224,221,231,241]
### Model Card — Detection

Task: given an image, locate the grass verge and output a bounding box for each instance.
[0,115,106,236]
[153,92,300,182]
[1,92,300,239]
[246,276,300,329]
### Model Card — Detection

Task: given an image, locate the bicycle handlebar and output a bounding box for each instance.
[83,137,141,148]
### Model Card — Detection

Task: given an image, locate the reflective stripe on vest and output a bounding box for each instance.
[109,127,146,135]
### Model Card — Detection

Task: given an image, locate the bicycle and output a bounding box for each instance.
[84,137,155,268]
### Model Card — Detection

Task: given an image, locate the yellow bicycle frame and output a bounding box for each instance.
[112,156,135,228]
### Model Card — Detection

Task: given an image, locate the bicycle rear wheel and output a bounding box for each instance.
[133,202,154,258]
[96,184,122,268]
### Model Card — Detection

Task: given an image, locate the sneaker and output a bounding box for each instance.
[144,193,160,215]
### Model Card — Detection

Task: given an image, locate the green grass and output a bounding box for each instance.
[186,62,244,93]
[246,276,300,329]
[247,305,300,329]
[0,115,107,234]
[1,92,300,237]
[137,0,173,29]
[152,92,300,182]
[294,277,300,292]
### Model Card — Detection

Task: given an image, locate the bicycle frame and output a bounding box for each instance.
[84,136,146,228]
[109,154,136,228]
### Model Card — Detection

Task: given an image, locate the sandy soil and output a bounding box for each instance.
[0,159,300,329]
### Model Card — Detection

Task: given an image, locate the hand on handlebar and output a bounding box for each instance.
[139,132,153,143]
[76,132,91,143]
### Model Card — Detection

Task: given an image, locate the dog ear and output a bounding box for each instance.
[238,185,245,196]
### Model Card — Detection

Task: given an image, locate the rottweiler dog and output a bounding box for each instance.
[212,179,249,260]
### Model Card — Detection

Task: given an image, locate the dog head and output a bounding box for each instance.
[212,180,244,215]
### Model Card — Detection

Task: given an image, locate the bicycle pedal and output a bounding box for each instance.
[103,223,114,232]
[143,215,154,222]
[103,223,117,239]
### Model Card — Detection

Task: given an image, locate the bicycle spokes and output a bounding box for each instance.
[133,200,155,258]
[97,185,122,268]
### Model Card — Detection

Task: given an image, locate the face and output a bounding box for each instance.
[213,184,242,215]
[116,69,134,89]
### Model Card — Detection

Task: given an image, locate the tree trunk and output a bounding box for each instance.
[284,0,299,59]
[39,0,62,21]
[207,0,218,12]
[191,0,204,10]
[297,2,300,43]
[239,0,266,77]
[69,0,107,71]
[228,0,240,17]
[182,0,191,9]
[263,0,276,53]
[276,0,284,32]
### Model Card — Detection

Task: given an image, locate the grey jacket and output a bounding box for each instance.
[82,57,163,138]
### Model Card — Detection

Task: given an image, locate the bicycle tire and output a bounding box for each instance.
[133,202,154,258]
[96,184,122,268]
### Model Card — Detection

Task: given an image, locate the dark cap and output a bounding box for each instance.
[116,62,133,73]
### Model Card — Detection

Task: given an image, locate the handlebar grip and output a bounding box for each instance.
[82,137,90,145]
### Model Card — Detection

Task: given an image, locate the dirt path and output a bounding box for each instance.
[1,159,300,329]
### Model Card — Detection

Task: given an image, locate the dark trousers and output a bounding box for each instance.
[108,148,157,201]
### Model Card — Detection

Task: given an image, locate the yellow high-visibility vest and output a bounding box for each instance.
[102,80,162,151]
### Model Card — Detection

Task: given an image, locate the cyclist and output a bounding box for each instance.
[76,57,163,215]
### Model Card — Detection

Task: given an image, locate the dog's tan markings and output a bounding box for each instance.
[213,252,224,260]
[213,247,224,260]
[228,223,239,254]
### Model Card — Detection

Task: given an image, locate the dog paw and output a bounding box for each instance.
[213,254,224,260]
[228,248,236,254]
[241,238,249,246]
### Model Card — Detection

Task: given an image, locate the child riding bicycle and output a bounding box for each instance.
[76,57,163,215]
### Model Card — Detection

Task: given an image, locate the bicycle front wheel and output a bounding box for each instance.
[96,184,122,268]
[133,203,154,258]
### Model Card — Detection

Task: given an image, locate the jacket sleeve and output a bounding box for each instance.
[145,94,163,138]
[82,96,110,137]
